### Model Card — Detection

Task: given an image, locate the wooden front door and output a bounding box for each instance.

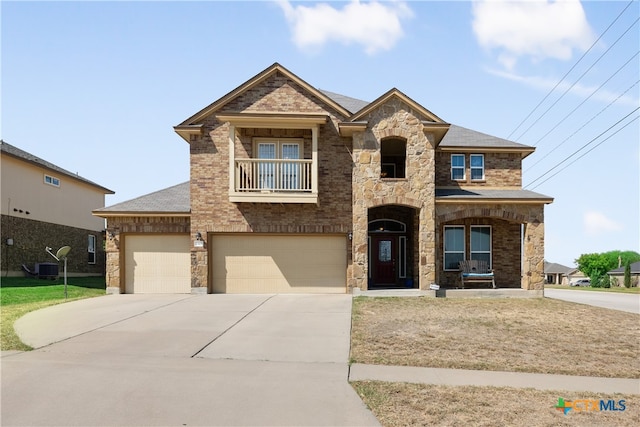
[372,236,396,285]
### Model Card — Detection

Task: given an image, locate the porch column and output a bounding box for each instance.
[522,215,545,290]
[228,125,235,195]
[311,125,318,196]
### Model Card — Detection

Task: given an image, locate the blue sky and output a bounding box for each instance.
[2,0,638,268]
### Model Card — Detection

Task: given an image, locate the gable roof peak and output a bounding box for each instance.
[175,62,352,138]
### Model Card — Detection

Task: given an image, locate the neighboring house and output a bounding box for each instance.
[93,63,553,295]
[544,261,573,285]
[1,140,114,276]
[607,261,640,287]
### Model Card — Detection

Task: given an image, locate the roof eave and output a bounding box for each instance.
[437,146,536,157]
[92,211,191,218]
[173,124,204,143]
[435,197,554,204]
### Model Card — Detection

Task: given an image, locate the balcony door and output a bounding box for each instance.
[257,140,301,190]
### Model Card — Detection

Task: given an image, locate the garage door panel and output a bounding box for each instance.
[125,235,190,294]
[211,235,346,294]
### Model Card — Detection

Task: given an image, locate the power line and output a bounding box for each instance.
[527,114,639,191]
[524,72,640,173]
[524,107,640,189]
[513,16,640,142]
[507,0,636,139]
[525,79,639,172]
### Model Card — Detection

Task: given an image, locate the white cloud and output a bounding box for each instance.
[276,0,413,55]
[584,211,623,236]
[472,0,595,69]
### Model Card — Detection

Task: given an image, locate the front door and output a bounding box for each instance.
[372,236,396,285]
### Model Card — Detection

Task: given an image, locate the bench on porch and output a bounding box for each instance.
[459,260,496,289]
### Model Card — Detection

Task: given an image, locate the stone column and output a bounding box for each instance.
[522,212,545,290]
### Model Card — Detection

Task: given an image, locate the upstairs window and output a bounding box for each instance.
[451,154,465,180]
[44,174,60,187]
[470,154,485,181]
[380,138,406,178]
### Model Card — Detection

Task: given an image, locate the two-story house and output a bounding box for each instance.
[1,140,114,277]
[94,63,552,295]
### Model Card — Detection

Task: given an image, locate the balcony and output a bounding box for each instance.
[230,158,317,203]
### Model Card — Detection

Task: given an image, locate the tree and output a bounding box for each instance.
[575,250,640,284]
[624,262,631,288]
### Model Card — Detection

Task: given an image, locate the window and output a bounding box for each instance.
[470,154,484,181]
[255,138,302,190]
[381,138,406,178]
[444,226,465,270]
[470,226,491,267]
[88,235,96,264]
[451,154,465,180]
[44,174,60,187]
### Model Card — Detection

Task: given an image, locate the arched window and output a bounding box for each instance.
[381,138,406,178]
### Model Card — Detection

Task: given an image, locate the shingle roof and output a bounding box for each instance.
[319,89,370,114]
[544,261,573,274]
[435,188,553,202]
[439,125,534,150]
[608,261,640,275]
[1,140,114,194]
[94,182,190,214]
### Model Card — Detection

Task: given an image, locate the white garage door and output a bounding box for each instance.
[125,235,191,294]
[210,234,346,294]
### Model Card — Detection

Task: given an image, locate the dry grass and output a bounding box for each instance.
[351,297,640,378]
[352,381,640,427]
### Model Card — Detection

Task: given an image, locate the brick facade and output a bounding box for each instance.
[1,214,106,276]
[189,72,353,290]
[435,152,523,187]
[99,64,551,294]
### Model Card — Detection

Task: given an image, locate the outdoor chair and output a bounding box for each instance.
[459,260,496,289]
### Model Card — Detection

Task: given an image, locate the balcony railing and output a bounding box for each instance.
[232,159,316,203]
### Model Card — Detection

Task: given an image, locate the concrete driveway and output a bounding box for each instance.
[1,294,379,426]
[544,288,640,314]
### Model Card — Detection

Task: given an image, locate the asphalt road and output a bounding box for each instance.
[544,288,640,314]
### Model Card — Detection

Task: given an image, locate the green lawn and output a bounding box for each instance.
[545,284,640,294]
[0,276,106,351]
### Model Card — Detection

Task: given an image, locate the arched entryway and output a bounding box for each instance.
[368,205,418,289]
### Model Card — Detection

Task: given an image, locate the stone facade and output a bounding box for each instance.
[351,98,437,290]
[1,214,106,276]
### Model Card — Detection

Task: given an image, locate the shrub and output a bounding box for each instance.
[624,262,631,288]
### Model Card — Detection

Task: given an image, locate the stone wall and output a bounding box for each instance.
[189,71,353,290]
[351,97,437,290]
[104,216,190,291]
[1,214,105,276]
[435,152,522,187]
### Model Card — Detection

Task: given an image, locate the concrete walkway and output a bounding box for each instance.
[349,364,640,395]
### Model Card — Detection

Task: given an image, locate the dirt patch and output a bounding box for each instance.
[352,381,639,427]
[350,297,640,378]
